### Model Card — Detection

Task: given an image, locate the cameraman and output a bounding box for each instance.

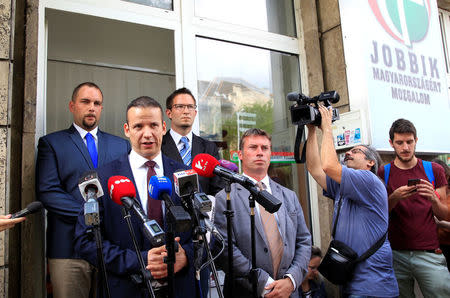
[305,105,398,297]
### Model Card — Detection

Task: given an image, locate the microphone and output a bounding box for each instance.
[108,176,165,246]
[192,154,282,213]
[173,169,199,197]
[219,159,238,173]
[11,201,43,219]
[148,176,191,232]
[78,170,104,226]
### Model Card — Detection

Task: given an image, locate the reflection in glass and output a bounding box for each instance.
[196,37,301,187]
[123,0,172,10]
[195,0,296,37]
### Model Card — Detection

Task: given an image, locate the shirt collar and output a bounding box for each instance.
[242,173,270,189]
[170,129,193,145]
[129,150,163,170]
[73,123,98,140]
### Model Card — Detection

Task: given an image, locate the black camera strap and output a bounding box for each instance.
[294,125,307,163]
[332,196,387,263]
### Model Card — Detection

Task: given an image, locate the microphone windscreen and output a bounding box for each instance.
[108,176,136,206]
[27,201,43,213]
[219,159,238,173]
[192,153,220,178]
[148,176,172,200]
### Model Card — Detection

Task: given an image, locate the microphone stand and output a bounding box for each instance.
[165,207,177,298]
[223,180,234,297]
[89,223,111,298]
[248,193,258,298]
[121,207,156,298]
[186,192,224,298]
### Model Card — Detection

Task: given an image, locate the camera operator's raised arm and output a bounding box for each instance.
[305,125,327,190]
[317,105,342,184]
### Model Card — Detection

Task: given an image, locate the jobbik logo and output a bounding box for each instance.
[369,0,431,48]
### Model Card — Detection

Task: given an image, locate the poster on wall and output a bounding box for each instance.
[339,0,450,153]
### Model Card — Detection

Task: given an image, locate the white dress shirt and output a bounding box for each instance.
[128,150,164,215]
[73,123,98,150]
[170,129,193,153]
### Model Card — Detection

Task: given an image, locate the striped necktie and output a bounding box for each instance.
[179,136,191,166]
[85,132,98,168]
[257,181,283,278]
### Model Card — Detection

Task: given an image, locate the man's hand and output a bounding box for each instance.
[264,277,294,298]
[318,104,333,133]
[390,185,417,201]
[416,179,438,203]
[146,237,187,279]
[0,214,26,232]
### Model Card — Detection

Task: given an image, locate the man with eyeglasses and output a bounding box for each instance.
[377,118,449,298]
[305,105,398,297]
[161,87,225,296]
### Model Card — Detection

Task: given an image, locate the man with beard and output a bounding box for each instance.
[306,106,398,297]
[377,118,449,297]
[36,82,130,298]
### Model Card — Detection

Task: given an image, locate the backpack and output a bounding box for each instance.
[384,160,435,187]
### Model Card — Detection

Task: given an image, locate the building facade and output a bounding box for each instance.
[1,0,449,297]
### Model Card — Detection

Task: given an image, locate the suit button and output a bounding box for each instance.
[264,248,268,253]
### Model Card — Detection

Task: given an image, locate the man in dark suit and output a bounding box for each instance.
[162,87,224,196]
[36,82,130,298]
[214,128,311,298]
[74,96,196,298]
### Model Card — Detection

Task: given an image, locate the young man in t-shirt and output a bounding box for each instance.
[377,118,449,298]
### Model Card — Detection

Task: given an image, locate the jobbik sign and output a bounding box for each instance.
[339,0,450,153]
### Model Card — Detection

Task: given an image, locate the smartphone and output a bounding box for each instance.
[407,178,421,186]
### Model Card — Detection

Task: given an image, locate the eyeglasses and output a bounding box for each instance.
[171,104,197,111]
[350,148,367,155]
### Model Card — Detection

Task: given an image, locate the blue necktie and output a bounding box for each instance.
[179,136,191,166]
[86,132,98,168]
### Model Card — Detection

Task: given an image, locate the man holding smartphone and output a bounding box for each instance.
[377,118,449,298]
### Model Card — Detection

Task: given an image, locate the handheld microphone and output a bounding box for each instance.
[11,201,43,219]
[79,170,103,226]
[192,154,282,213]
[219,159,239,173]
[148,176,191,232]
[173,169,199,197]
[108,176,165,246]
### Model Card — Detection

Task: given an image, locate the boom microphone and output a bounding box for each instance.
[108,176,165,246]
[11,201,43,219]
[148,176,191,232]
[192,154,282,213]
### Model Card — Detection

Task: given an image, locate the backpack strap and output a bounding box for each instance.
[422,160,435,188]
[384,163,391,185]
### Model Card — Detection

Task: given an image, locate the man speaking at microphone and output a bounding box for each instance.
[214,128,311,298]
[74,96,196,297]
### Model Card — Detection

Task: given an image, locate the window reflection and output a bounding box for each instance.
[195,0,296,37]
[196,37,300,185]
[123,0,172,10]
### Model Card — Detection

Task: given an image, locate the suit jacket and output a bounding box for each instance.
[73,154,196,298]
[214,179,311,298]
[162,130,225,195]
[36,125,130,259]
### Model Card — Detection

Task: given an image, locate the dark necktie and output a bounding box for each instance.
[145,160,163,227]
[85,132,98,168]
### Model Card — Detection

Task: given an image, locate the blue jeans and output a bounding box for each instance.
[392,250,450,298]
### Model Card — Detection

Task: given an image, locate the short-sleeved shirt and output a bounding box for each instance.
[377,159,448,250]
[324,166,398,297]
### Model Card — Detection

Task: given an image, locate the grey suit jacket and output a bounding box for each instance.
[214,179,311,297]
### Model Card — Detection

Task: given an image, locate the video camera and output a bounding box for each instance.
[287,90,340,126]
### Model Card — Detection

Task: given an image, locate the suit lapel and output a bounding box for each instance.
[162,131,183,163]
[97,129,107,167]
[191,133,203,158]
[269,179,286,241]
[68,125,94,168]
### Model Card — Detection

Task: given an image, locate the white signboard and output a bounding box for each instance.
[339,0,450,153]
